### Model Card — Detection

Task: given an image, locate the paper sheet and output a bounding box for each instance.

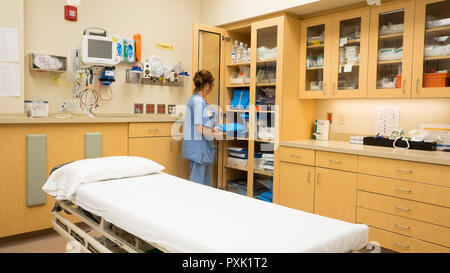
[343,64,353,73]
[0,27,19,62]
[0,62,20,97]
[375,106,399,136]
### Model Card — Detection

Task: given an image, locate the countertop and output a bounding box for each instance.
[0,113,184,124]
[280,139,450,166]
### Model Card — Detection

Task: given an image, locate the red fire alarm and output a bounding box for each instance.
[64,5,77,21]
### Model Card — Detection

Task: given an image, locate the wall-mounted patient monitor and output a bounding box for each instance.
[81,28,121,67]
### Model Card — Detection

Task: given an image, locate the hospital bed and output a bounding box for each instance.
[43,157,370,253]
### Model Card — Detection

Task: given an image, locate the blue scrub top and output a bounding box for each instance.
[182,94,216,165]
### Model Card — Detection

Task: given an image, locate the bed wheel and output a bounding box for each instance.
[65,241,82,253]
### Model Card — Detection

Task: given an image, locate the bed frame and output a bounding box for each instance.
[52,200,378,253]
[51,200,165,253]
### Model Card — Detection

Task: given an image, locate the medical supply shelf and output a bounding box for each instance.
[194,14,316,201]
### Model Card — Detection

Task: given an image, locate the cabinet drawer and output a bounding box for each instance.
[368,227,449,253]
[357,191,450,227]
[316,151,358,172]
[358,174,450,208]
[129,123,173,137]
[279,147,315,166]
[358,207,450,248]
[359,156,449,187]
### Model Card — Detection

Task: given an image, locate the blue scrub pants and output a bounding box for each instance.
[189,161,211,186]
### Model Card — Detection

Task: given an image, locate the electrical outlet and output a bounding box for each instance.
[146,104,155,114]
[157,104,166,114]
[59,100,76,112]
[134,103,144,114]
[168,104,176,115]
[336,113,345,125]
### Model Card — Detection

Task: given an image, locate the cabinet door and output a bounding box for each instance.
[129,137,174,175]
[279,162,314,213]
[412,0,450,98]
[299,16,332,99]
[367,1,415,98]
[330,8,370,98]
[172,138,190,180]
[314,167,357,223]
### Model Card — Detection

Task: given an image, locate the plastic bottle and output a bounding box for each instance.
[232,41,238,63]
[247,47,251,63]
[243,43,248,63]
[237,42,243,63]
[306,56,311,68]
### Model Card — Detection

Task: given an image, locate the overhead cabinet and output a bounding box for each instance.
[412,0,450,97]
[299,0,450,99]
[299,8,370,99]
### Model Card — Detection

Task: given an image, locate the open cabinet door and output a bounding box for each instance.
[192,23,228,189]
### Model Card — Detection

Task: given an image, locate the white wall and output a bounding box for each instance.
[0,0,201,114]
[316,98,450,140]
[199,0,318,26]
[0,0,24,113]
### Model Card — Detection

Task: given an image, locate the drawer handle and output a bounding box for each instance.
[147,128,159,132]
[395,224,410,230]
[396,188,412,193]
[307,171,311,183]
[329,159,341,164]
[395,206,411,212]
[290,154,301,158]
[393,242,410,249]
[397,168,412,174]
[317,172,320,185]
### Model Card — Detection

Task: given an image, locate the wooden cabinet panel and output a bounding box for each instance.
[279,162,314,213]
[314,167,357,223]
[358,156,448,187]
[357,191,450,227]
[358,174,450,207]
[330,7,370,98]
[172,139,190,180]
[129,122,173,137]
[298,15,333,99]
[316,151,358,172]
[279,146,315,166]
[128,137,174,175]
[368,226,449,253]
[358,207,450,247]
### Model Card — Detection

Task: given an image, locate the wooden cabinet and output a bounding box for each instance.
[128,122,190,177]
[129,137,174,174]
[299,16,332,98]
[299,8,370,99]
[314,167,357,223]
[0,123,128,238]
[367,0,415,98]
[279,162,314,212]
[330,8,370,98]
[412,0,450,98]
[194,15,316,199]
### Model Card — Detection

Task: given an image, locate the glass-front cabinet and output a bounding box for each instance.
[412,0,450,97]
[367,1,415,98]
[299,16,332,98]
[330,8,370,98]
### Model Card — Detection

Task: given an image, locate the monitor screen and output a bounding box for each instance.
[88,39,112,59]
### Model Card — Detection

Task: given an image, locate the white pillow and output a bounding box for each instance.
[42,156,165,200]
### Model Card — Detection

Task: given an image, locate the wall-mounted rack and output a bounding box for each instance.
[125,69,184,87]
[29,53,67,73]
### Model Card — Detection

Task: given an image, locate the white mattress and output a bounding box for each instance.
[72,172,368,253]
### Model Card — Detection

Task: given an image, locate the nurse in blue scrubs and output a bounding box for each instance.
[182,70,223,186]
